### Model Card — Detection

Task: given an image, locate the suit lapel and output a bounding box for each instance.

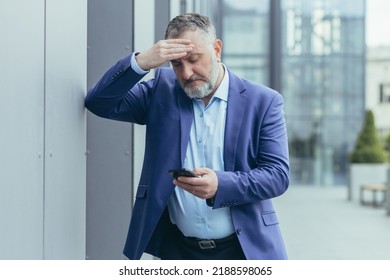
[177,85,194,166]
[224,70,247,171]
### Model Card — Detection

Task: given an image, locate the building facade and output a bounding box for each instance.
[366,46,390,139]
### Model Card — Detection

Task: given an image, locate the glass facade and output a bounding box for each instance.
[220,0,270,85]
[189,0,366,186]
[281,0,365,185]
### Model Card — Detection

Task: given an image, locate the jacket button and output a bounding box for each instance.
[236,228,242,235]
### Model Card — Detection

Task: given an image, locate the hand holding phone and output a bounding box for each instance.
[169,167,217,204]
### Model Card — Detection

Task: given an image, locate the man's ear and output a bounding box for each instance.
[213,39,223,61]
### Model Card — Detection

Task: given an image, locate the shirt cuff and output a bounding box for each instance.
[131,52,150,75]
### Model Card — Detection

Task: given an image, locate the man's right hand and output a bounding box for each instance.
[135,39,194,71]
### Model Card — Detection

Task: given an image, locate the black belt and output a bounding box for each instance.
[173,225,237,250]
[194,234,237,250]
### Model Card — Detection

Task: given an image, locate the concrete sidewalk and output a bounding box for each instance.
[273,186,390,260]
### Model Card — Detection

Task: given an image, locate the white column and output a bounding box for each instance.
[44,0,87,259]
[0,0,45,259]
[0,0,87,259]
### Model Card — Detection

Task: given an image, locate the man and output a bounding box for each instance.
[85,13,289,260]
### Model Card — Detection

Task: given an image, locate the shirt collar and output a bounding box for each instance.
[193,64,229,105]
[211,64,229,103]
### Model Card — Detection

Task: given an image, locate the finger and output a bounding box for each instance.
[164,43,194,50]
[159,42,193,54]
[176,176,204,186]
[174,180,196,195]
[165,51,190,61]
[173,178,195,188]
[164,39,193,45]
[157,39,193,51]
[165,46,193,56]
[193,168,209,176]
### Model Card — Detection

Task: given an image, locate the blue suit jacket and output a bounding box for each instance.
[85,54,290,260]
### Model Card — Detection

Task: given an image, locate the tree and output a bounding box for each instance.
[384,132,390,162]
[350,110,386,163]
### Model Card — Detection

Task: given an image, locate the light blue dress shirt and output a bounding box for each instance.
[167,66,235,239]
[131,53,234,239]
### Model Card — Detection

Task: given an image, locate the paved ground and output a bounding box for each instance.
[273,186,390,259]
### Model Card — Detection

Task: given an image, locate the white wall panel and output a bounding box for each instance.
[44,0,87,259]
[0,0,87,260]
[0,0,45,259]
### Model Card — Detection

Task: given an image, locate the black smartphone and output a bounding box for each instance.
[168,168,199,179]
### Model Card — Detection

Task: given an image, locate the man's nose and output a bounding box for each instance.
[181,62,194,81]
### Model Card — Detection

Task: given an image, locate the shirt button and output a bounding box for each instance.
[200,113,204,118]
[201,218,206,223]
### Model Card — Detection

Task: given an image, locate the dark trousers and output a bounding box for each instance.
[160,224,246,260]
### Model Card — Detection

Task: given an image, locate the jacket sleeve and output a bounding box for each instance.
[85,53,154,125]
[213,93,289,208]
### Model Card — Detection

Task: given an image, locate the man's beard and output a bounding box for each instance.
[181,56,219,99]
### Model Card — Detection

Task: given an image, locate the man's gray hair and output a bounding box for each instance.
[165,13,217,43]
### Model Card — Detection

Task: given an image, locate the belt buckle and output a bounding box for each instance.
[198,240,216,249]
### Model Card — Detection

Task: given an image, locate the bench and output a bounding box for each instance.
[360,184,387,207]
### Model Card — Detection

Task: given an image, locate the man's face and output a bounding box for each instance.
[169,30,222,99]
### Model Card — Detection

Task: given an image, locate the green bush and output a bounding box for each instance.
[384,132,390,162]
[350,110,386,163]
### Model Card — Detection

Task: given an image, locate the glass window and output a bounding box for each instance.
[282,0,365,185]
[221,0,270,86]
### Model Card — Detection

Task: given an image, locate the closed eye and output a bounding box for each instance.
[187,54,200,63]
[170,60,182,67]
[171,54,201,66]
